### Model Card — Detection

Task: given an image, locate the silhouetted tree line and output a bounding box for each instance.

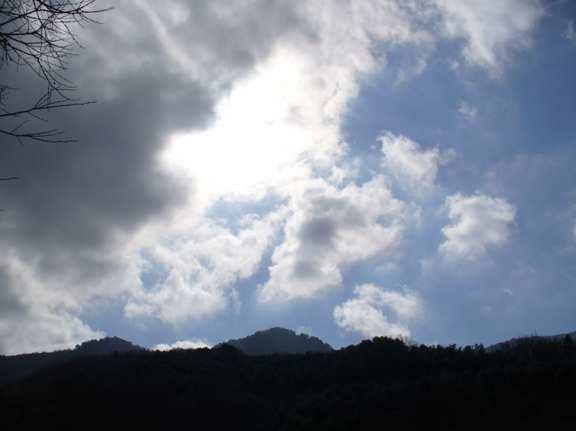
[1,335,575,428]
[0,336,142,385]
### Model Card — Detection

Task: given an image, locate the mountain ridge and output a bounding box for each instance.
[3,328,576,385]
[2,330,575,427]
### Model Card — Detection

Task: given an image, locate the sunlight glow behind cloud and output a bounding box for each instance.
[160,47,336,204]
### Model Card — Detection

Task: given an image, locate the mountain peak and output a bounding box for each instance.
[221,327,333,355]
[74,337,143,355]
[256,327,296,336]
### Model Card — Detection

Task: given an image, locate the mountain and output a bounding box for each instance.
[219,327,333,355]
[74,336,143,355]
[0,336,143,385]
[2,334,575,427]
[487,330,576,352]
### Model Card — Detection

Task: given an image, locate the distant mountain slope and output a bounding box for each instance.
[0,337,143,385]
[488,330,576,352]
[220,327,333,355]
[75,337,143,355]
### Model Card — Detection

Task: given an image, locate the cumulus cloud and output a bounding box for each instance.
[333,284,421,339]
[434,0,543,74]
[0,257,105,355]
[152,339,211,351]
[380,132,450,196]
[113,0,438,325]
[259,177,408,303]
[440,194,516,261]
[0,312,103,356]
[124,208,287,325]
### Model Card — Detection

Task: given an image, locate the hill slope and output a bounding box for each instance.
[0,337,143,385]
[488,330,576,351]
[220,327,333,355]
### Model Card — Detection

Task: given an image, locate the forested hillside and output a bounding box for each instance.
[1,335,575,428]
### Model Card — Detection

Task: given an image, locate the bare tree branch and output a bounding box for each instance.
[0,0,111,143]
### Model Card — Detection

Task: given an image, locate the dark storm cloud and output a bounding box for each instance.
[0,267,25,317]
[0,67,214,290]
[2,72,211,241]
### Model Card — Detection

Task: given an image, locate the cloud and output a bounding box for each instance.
[380,132,450,196]
[433,0,543,74]
[0,257,105,355]
[0,311,103,356]
[458,101,478,122]
[124,208,286,325]
[98,0,437,326]
[152,339,211,351]
[333,283,421,339]
[440,194,516,261]
[1,0,544,354]
[259,177,408,303]
[565,20,576,44]
[0,0,312,353]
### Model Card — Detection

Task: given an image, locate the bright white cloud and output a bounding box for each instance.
[380,132,447,195]
[152,339,211,351]
[434,0,543,74]
[129,0,440,323]
[125,0,438,325]
[440,194,516,261]
[161,48,340,205]
[160,0,434,206]
[333,283,421,339]
[125,208,286,325]
[149,0,439,314]
[259,177,408,303]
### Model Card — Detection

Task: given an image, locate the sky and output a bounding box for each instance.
[1,0,575,354]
